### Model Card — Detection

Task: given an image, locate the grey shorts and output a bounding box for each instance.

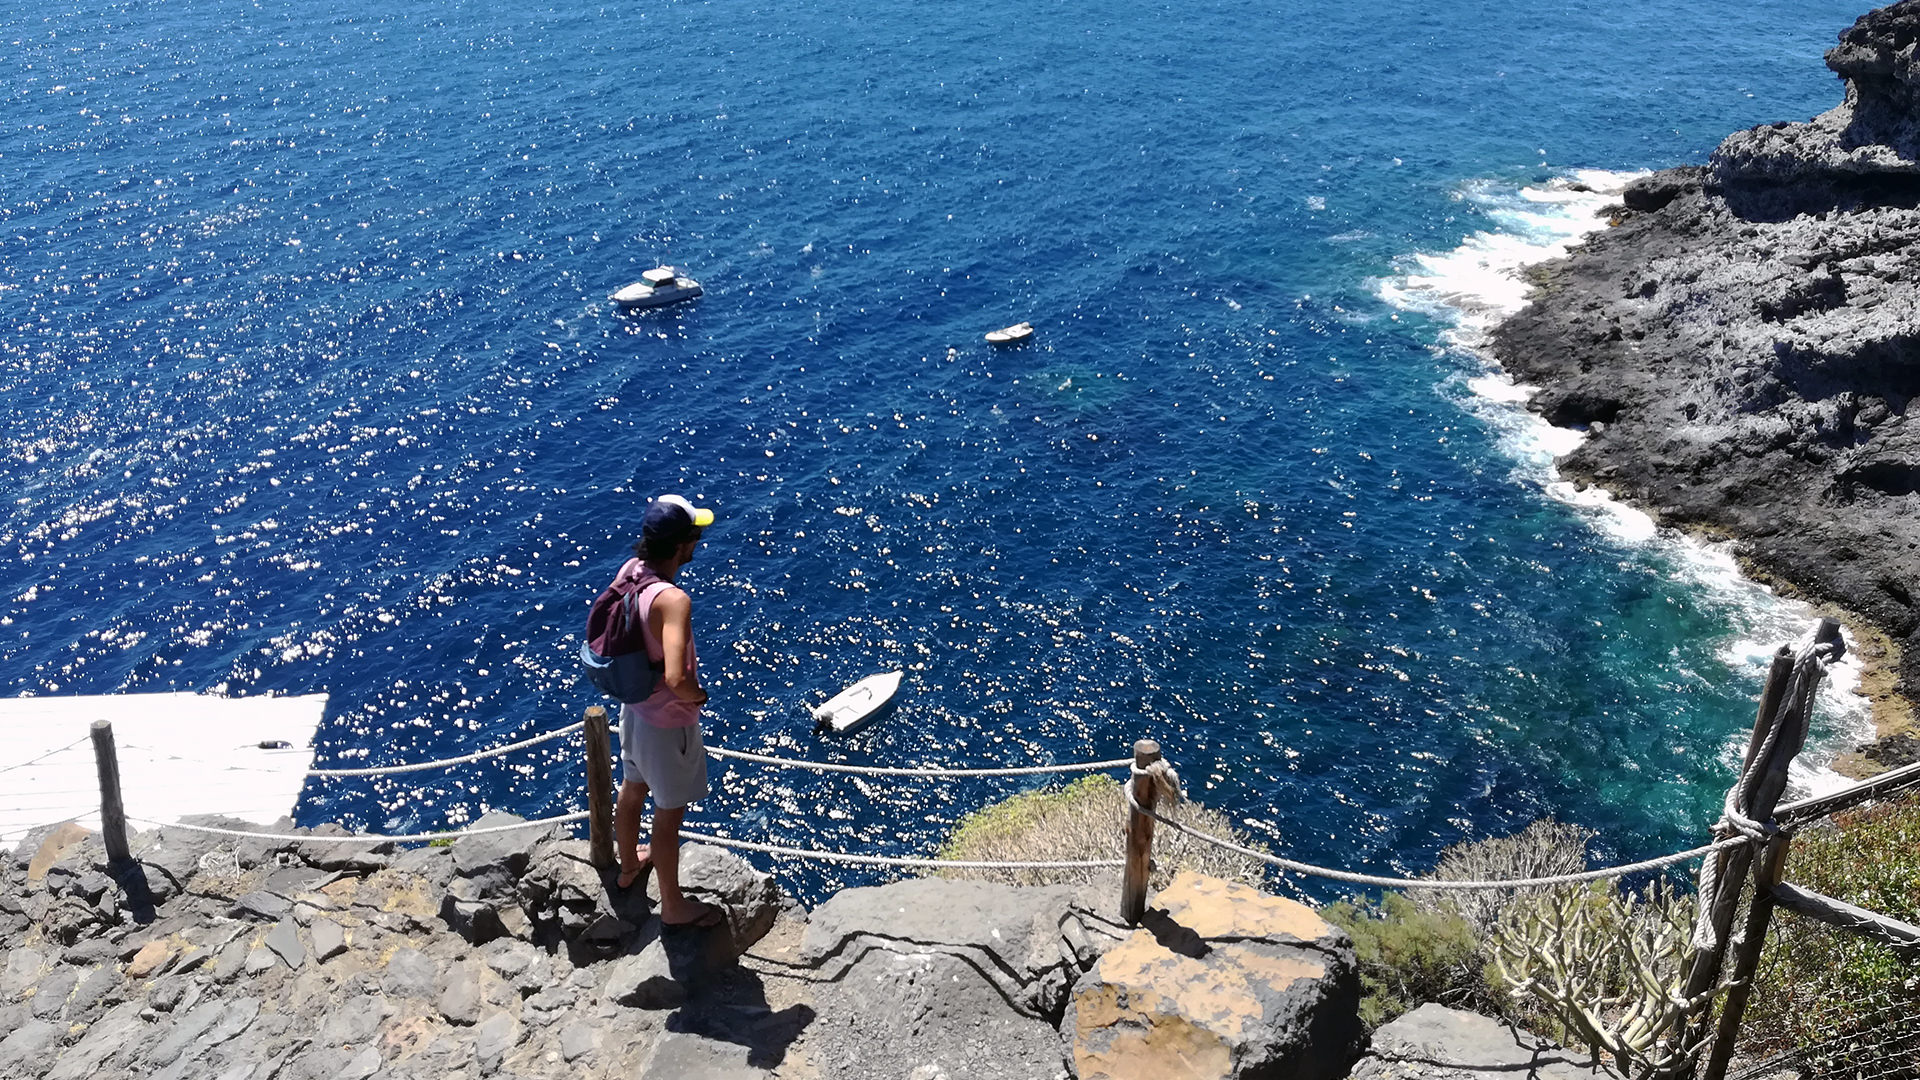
[619,709,710,810]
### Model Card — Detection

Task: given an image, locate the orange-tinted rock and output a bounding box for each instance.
[1066,870,1361,1080]
[125,939,174,978]
[1156,872,1338,945]
[27,823,93,885]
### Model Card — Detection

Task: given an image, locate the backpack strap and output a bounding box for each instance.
[628,580,674,663]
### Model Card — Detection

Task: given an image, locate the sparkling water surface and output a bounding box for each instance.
[1,0,1871,898]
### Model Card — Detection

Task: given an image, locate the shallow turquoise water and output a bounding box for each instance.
[0,0,1870,896]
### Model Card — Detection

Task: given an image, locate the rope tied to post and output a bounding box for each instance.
[1132,757,1183,809]
[1691,623,1843,952]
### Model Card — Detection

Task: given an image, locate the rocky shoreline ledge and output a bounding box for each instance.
[1491,0,1920,773]
[0,814,1378,1080]
[0,813,1634,1080]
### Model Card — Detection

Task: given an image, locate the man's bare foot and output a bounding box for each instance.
[617,845,653,889]
[660,898,725,929]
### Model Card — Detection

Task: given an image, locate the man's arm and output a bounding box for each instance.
[653,587,708,706]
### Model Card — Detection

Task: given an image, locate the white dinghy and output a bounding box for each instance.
[811,670,904,736]
[983,321,1033,345]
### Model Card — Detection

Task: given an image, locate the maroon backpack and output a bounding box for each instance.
[580,563,669,703]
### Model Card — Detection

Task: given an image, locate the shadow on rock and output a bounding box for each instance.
[108,861,156,926]
[1141,906,1210,959]
[669,962,817,1071]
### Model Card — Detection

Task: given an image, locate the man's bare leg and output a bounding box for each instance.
[651,806,718,926]
[614,779,652,888]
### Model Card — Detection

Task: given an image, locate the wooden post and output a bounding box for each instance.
[1702,832,1790,1080]
[1121,739,1161,926]
[1690,621,1834,1068]
[1681,647,1793,1016]
[583,706,615,870]
[1738,648,1795,775]
[89,720,132,869]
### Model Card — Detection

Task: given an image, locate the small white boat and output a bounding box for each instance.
[611,267,703,310]
[811,671,904,735]
[984,321,1033,345]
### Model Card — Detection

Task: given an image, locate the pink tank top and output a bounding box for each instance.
[620,558,700,729]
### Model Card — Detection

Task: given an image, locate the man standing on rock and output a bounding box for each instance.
[612,493,725,929]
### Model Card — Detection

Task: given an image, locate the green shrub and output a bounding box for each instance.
[1325,891,1485,1029]
[1326,818,1612,1033]
[932,774,1271,889]
[1740,789,1920,1062]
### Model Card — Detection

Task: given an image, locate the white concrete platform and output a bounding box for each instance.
[0,692,324,848]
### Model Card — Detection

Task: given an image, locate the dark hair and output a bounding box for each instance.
[636,501,698,560]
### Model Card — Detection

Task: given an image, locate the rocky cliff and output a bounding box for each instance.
[1490,0,1920,769]
[0,817,1366,1080]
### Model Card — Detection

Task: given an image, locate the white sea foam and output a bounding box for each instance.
[1379,169,1875,797]
[1376,169,1640,339]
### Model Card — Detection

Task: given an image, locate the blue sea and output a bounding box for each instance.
[1,0,1876,898]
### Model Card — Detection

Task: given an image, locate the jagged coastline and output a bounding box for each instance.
[1490,0,1920,773]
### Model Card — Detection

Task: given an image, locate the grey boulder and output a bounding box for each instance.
[641,1031,771,1079]
[679,843,782,953]
[802,877,1089,1019]
[601,941,687,1010]
[796,877,1098,1079]
[451,811,551,894]
[1350,1004,1622,1080]
[0,1019,65,1076]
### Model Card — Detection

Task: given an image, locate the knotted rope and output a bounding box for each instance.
[1134,756,1183,809]
[1691,631,1839,951]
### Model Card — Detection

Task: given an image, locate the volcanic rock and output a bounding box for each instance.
[1062,870,1362,1080]
[1491,0,1920,762]
[1350,1003,1621,1080]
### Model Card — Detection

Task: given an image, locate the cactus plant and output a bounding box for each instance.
[1490,880,1724,1079]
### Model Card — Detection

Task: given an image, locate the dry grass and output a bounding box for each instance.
[1413,818,1597,936]
[929,774,1271,890]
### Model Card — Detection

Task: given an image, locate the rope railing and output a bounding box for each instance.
[149,714,1919,847]
[112,722,596,780]
[123,811,1124,868]
[1120,775,1746,890]
[289,722,1130,781]
[702,744,1135,777]
[74,617,1912,958]
[68,622,1920,1080]
[304,721,587,778]
[0,736,90,776]
[128,811,591,844]
[679,828,1125,869]
[89,710,1137,859]
[100,717,1892,877]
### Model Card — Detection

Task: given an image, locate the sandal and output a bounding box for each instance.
[616,852,653,890]
[662,899,726,929]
